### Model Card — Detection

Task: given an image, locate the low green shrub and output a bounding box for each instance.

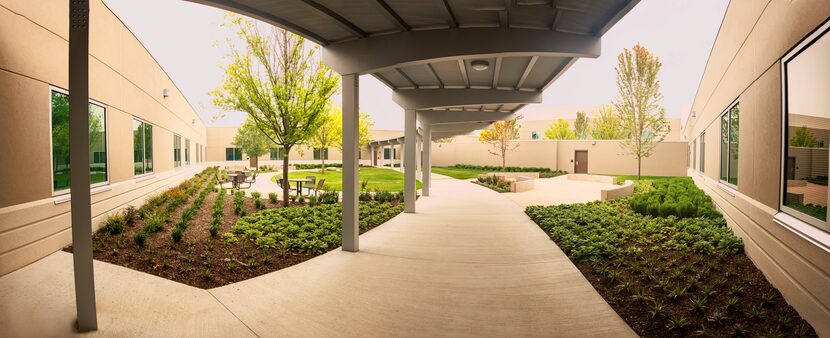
[319,191,339,204]
[268,192,278,204]
[628,177,719,219]
[101,212,127,234]
[251,192,265,210]
[450,164,554,173]
[228,202,403,254]
[475,174,511,193]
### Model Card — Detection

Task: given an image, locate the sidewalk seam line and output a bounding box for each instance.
[207,289,261,338]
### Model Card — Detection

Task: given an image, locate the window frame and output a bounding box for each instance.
[49,87,110,196]
[718,99,740,188]
[173,134,182,167]
[226,147,242,161]
[699,132,705,173]
[779,18,830,232]
[132,118,154,177]
[185,138,191,165]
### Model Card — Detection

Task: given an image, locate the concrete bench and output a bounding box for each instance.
[601,180,634,201]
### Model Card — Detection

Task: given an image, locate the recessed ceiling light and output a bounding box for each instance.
[471,60,489,71]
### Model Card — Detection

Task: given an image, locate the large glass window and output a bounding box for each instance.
[173,135,181,167]
[531,131,539,140]
[720,103,739,185]
[226,147,242,161]
[51,90,108,192]
[782,22,830,230]
[133,120,153,175]
[699,132,705,172]
[313,148,328,160]
[270,148,285,160]
[185,139,191,165]
[692,139,697,170]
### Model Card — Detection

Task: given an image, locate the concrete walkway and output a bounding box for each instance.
[0,177,634,337]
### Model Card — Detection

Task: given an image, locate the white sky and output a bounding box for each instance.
[104,0,728,130]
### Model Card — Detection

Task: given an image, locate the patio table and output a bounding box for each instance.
[287,178,313,195]
[227,173,247,189]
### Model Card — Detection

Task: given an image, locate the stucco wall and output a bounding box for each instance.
[0,0,208,275]
[431,140,687,177]
[683,1,830,334]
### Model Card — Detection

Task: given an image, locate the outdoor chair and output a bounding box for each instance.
[238,171,257,189]
[215,170,232,189]
[277,177,297,194]
[305,176,317,194]
[313,179,326,196]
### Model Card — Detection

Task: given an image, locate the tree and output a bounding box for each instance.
[574,111,589,139]
[232,117,273,168]
[544,119,576,140]
[308,108,338,173]
[791,126,818,148]
[479,116,522,170]
[212,15,339,206]
[332,108,374,156]
[613,43,671,179]
[590,105,625,140]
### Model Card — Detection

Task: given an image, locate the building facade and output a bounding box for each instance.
[683,2,830,334]
[0,0,208,275]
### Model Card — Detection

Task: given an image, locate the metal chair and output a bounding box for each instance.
[313,178,326,196]
[239,171,257,189]
[215,170,232,189]
[305,176,317,194]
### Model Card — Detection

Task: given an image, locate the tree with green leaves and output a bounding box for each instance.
[212,15,339,206]
[544,119,576,140]
[791,126,818,148]
[332,108,374,156]
[308,108,338,173]
[479,116,522,170]
[233,117,273,169]
[590,105,625,140]
[613,43,670,179]
[574,112,589,139]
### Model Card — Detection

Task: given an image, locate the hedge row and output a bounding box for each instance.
[450,164,555,173]
[628,177,720,219]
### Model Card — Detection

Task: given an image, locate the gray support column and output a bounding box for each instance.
[341,74,359,252]
[404,109,417,213]
[423,124,432,196]
[69,0,97,331]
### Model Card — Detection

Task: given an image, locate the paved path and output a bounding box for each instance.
[0,177,634,337]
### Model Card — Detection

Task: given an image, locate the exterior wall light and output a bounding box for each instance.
[163,88,170,98]
[471,60,489,71]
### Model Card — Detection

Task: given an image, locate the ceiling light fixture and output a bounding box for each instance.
[471,60,489,71]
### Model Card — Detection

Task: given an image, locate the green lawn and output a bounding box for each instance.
[611,175,679,184]
[431,166,485,179]
[272,167,421,191]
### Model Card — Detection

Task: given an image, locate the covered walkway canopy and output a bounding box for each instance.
[67,0,639,329]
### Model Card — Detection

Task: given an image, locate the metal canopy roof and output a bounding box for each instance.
[188,0,639,134]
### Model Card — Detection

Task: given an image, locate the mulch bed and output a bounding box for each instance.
[66,190,328,289]
[574,248,816,337]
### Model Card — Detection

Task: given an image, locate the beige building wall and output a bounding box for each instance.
[431,140,687,177]
[0,0,208,275]
[683,1,830,334]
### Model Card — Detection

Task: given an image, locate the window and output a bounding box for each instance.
[173,135,181,167]
[185,139,190,165]
[51,90,108,192]
[692,139,696,170]
[719,102,739,185]
[133,119,153,175]
[226,147,242,161]
[531,131,539,140]
[313,148,329,160]
[384,148,393,159]
[781,20,830,230]
[699,132,705,172]
[270,148,285,160]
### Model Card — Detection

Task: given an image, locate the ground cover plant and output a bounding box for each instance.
[66,167,405,288]
[474,174,512,193]
[525,178,816,337]
[274,167,420,191]
[628,177,720,218]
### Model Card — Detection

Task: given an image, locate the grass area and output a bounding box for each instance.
[70,167,405,288]
[272,167,421,191]
[431,166,485,179]
[611,175,679,184]
[525,177,816,337]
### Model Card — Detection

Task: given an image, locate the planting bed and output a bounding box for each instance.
[525,178,816,337]
[66,167,404,288]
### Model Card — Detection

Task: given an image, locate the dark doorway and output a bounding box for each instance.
[575,150,588,174]
[787,157,796,180]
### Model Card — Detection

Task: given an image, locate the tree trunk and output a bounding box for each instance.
[321,151,326,174]
[282,154,290,207]
[250,155,258,169]
[637,156,642,180]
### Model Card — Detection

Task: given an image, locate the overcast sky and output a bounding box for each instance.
[104,0,728,130]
